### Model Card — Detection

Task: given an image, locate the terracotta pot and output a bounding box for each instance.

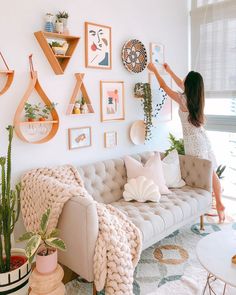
[39,117,46,121]
[0,248,31,295]
[27,118,34,122]
[36,249,57,274]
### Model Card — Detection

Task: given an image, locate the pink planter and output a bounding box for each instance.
[36,249,58,274]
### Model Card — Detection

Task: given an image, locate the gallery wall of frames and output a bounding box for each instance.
[0,0,188,180]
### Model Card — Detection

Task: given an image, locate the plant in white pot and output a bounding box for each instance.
[18,208,66,274]
[0,125,31,295]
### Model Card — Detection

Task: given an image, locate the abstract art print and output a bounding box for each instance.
[85,22,112,69]
[68,127,92,149]
[149,73,172,122]
[104,131,117,148]
[100,81,125,122]
[150,43,165,74]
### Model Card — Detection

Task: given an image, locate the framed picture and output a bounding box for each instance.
[149,73,172,122]
[85,22,112,69]
[68,127,92,150]
[150,43,165,74]
[100,81,125,122]
[104,131,117,148]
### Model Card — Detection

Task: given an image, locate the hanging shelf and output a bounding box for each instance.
[0,52,14,96]
[14,55,59,144]
[34,31,80,75]
[66,73,94,115]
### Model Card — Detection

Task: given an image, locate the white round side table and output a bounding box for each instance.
[196,230,236,295]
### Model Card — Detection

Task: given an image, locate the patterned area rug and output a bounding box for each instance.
[66,207,236,295]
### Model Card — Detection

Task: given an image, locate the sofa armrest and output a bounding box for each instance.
[57,196,98,282]
[179,155,213,193]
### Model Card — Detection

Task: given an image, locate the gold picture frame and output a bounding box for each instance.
[104,131,117,148]
[100,81,125,122]
[85,22,112,69]
[68,126,92,150]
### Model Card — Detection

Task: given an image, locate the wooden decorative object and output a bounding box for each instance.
[232,255,236,264]
[29,264,65,295]
[34,31,80,75]
[14,56,59,144]
[66,73,94,115]
[0,52,14,96]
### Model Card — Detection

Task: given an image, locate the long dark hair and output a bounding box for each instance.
[184,71,205,127]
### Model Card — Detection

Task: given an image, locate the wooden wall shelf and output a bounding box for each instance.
[14,71,59,144]
[34,31,80,75]
[67,73,95,115]
[0,52,14,96]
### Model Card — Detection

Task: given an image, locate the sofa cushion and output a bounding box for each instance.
[112,186,211,249]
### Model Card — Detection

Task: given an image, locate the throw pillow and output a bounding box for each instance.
[124,153,171,194]
[162,149,186,188]
[123,176,161,202]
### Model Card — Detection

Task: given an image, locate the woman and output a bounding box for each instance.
[147,62,225,223]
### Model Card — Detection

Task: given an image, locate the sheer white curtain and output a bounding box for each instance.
[191,0,236,131]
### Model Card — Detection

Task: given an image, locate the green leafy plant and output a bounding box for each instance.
[56,11,69,19]
[134,83,153,141]
[39,103,57,119]
[18,208,66,263]
[165,133,185,156]
[50,41,63,48]
[216,165,226,179]
[24,103,40,120]
[0,126,21,273]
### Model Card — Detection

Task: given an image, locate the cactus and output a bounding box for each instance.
[0,126,21,273]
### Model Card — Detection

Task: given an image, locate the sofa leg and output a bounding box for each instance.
[93,282,97,295]
[200,215,205,231]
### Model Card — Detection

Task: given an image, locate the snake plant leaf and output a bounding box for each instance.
[25,234,41,259]
[18,232,35,242]
[47,228,60,239]
[40,208,51,234]
[46,238,66,251]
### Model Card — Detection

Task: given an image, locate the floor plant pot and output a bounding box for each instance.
[36,249,57,274]
[0,248,31,295]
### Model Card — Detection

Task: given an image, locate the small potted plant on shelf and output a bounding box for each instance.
[80,97,89,114]
[24,102,40,122]
[18,208,66,274]
[50,41,69,56]
[73,99,81,114]
[0,126,31,294]
[56,11,69,34]
[39,102,57,121]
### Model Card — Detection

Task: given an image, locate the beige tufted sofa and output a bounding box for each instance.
[57,151,212,282]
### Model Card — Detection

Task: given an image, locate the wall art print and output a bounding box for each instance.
[104,131,117,148]
[100,81,125,122]
[122,39,147,73]
[68,126,92,149]
[85,22,112,69]
[150,43,165,74]
[149,73,172,122]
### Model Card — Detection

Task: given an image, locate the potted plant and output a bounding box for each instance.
[18,208,66,274]
[55,20,64,34]
[73,99,81,114]
[56,11,69,34]
[165,133,185,156]
[39,102,57,121]
[0,126,31,294]
[50,41,69,55]
[24,102,40,122]
[134,83,153,141]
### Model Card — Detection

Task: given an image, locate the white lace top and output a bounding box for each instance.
[178,94,217,169]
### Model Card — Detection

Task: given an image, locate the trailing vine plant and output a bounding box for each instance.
[134,83,153,141]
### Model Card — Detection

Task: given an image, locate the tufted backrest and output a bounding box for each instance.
[77,151,154,204]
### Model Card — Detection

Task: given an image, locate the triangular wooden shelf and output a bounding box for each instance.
[67,73,95,115]
[0,52,14,96]
[34,31,80,75]
[14,71,59,144]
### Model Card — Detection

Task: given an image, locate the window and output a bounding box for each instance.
[191,0,236,132]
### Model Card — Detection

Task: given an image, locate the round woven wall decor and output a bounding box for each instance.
[122,39,147,73]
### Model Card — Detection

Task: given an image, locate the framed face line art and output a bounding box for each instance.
[100,81,125,122]
[68,126,92,150]
[85,22,112,69]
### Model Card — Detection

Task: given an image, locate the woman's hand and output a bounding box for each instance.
[163,63,171,73]
[147,62,157,73]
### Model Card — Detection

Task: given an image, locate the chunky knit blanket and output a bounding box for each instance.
[21,165,142,294]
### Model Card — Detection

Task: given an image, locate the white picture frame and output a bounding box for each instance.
[104,131,117,148]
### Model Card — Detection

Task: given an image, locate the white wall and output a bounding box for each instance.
[0,0,188,179]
